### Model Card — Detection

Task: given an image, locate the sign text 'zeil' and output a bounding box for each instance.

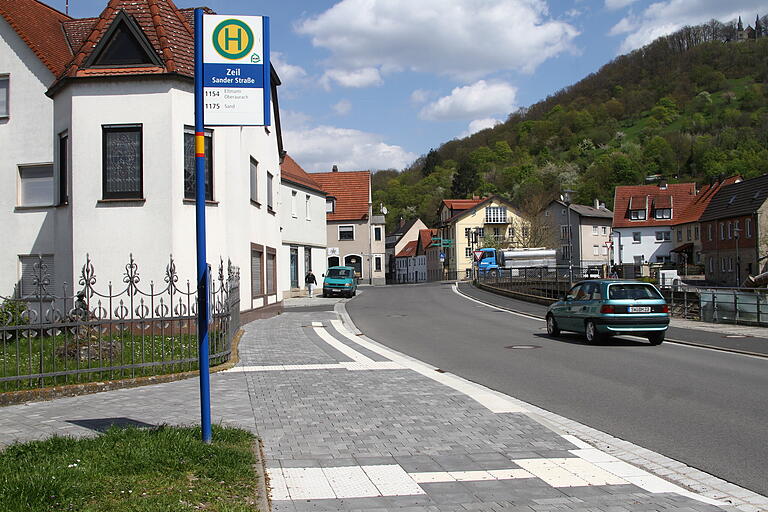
[202,15,270,126]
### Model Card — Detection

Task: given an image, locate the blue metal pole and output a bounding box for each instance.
[194,8,212,444]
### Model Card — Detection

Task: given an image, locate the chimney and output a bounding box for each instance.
[659,178,668,190]
[594,199,600,209]
[332,165,338,172]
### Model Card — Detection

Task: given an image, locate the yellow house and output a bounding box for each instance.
[437,196,527,279]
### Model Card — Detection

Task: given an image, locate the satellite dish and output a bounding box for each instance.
[381,205,388,215]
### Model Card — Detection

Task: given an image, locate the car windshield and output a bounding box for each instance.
[608,283,662,300]
[327,269,352,279]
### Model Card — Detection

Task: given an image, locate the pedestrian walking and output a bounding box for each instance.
[305,270,317,298]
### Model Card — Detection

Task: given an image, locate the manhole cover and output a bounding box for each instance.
[504,345,541,349]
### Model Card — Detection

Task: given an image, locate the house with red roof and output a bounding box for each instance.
[384,218,427,282]
[436,195,525,279]
[279,154,327,296]
[313,167,386,285]
[394,239,418,283]
[0,0,286,318]
[611,179,733,271]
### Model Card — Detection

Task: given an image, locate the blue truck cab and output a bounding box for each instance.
[477,248,501,274]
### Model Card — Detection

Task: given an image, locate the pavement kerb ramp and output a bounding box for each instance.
[469,281,768,359]
[336,302,768,512]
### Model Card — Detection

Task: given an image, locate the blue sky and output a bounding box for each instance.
[44,0,766,172]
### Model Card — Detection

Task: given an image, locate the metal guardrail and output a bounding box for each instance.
[0,254,240,391]
[476,266,768,327]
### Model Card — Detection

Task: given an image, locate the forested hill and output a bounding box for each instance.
[373,19,768,231]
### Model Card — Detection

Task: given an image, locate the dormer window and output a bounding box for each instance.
[85,11,163,68]
[628,195,647,220]
[651,195,672,220]
[326,198,335,213]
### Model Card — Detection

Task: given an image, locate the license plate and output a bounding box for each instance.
[628,306,651,313]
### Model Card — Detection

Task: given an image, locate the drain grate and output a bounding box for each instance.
[504,345,541,349]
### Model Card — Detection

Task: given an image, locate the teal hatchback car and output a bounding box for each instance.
[546,280,669,345]
[322,266,358,298]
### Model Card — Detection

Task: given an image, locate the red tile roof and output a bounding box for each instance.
[313,170,370,222]
[673,176,741,225]
[280,155,325,195]
[396,240,418,258]
[442,199,483,210]
[613,183,698,228]
[0,0,73,76]
[418,228,436,253]
[57,0,195,83]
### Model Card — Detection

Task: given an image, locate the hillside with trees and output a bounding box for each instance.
[373,17,768,231]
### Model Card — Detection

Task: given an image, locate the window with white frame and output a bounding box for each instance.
[728,222,733,239]
[465,247,472,258]
[601,245,608,256]
[655,231,671,242]
[728,257,733,272]
[183,126,213,201]
[602,226,608,235]
[0,75,8,117]
[592,225,599,235]
[593,245,599,256]
[721,258,726,272]
[339,225,354,240]
[305,195,310,220]
[291,190,297,217]
[561,245,571,259]
[374,226,382,241]
[485,206,507,223]
[476,227,485,238]
[632,232,641,243]
[720,223,725,240]
[746,218,752,238]
[19,255,54,297]
[677,230,682,242]
[266,171,274,210]
[708,257,713,273]
[374,256,382,272]
[249,157,258,204]
[465,227,471,238]
[326,198,335,213]
[560,225,570,240]
[653,208,671,219]
[630,209,646,220]
[18,164,54,207]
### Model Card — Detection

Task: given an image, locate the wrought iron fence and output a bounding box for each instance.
[0,254,240,391]
[476,266,768,326]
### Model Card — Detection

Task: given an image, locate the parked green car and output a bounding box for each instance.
[322,266,358,298]
[546,280,669,345]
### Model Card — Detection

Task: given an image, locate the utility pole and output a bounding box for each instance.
[563,190,575,282]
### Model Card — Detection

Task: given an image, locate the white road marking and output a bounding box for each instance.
[281,467,336,500]
[561,434,593,450]
[313,324,374,362]
[363,464,426,496]
[515,458,591,487]
[330,319,528,413]
[451,284,545,322]
[487,468,535,480]
[267,468,290,500]
[323,466,380,498]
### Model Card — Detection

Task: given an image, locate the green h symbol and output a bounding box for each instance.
[224,27,243,51]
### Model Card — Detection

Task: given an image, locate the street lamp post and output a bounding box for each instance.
[562,190,575,282]
[735,225,741,287]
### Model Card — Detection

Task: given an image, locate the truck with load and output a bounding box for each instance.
[476,247,556,275]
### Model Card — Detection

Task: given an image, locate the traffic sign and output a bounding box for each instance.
[474,250,485,261]
[439,252,445,262]
[202,15,270,125]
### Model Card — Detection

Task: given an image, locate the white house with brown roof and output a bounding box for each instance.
[279,155,327,297]
[0,0,285,319]
[385,218,427,282]
[543,200,613,268]
[313,167,386,285]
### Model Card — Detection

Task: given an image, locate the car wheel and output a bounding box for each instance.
[352,289,357,296]
[546,314,560,336]
[648,332,665,345]
[584,320,602,344]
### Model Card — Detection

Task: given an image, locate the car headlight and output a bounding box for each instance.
[344,283,352,287]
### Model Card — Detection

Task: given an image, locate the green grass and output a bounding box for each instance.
[0,425,261,512]
[1,329,228,392]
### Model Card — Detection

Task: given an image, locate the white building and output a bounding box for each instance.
[1,0,285,319]
[279,155,327,297]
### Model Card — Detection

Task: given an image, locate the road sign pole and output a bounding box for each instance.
[194,8,212,444]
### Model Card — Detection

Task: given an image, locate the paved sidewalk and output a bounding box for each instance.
[0,306,764,511]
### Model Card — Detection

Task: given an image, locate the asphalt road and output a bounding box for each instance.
[346,282,768,496]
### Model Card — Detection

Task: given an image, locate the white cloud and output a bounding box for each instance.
[610,1,766,53]
[604,0,638,10]
[460,118,503,137]
[270,52,307,84]
[320,67,383,90]
[410,89,431,104]
[296,0,579,82]
[419,80,517,121]
[283,125,417,172]
[333,99,352,115]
